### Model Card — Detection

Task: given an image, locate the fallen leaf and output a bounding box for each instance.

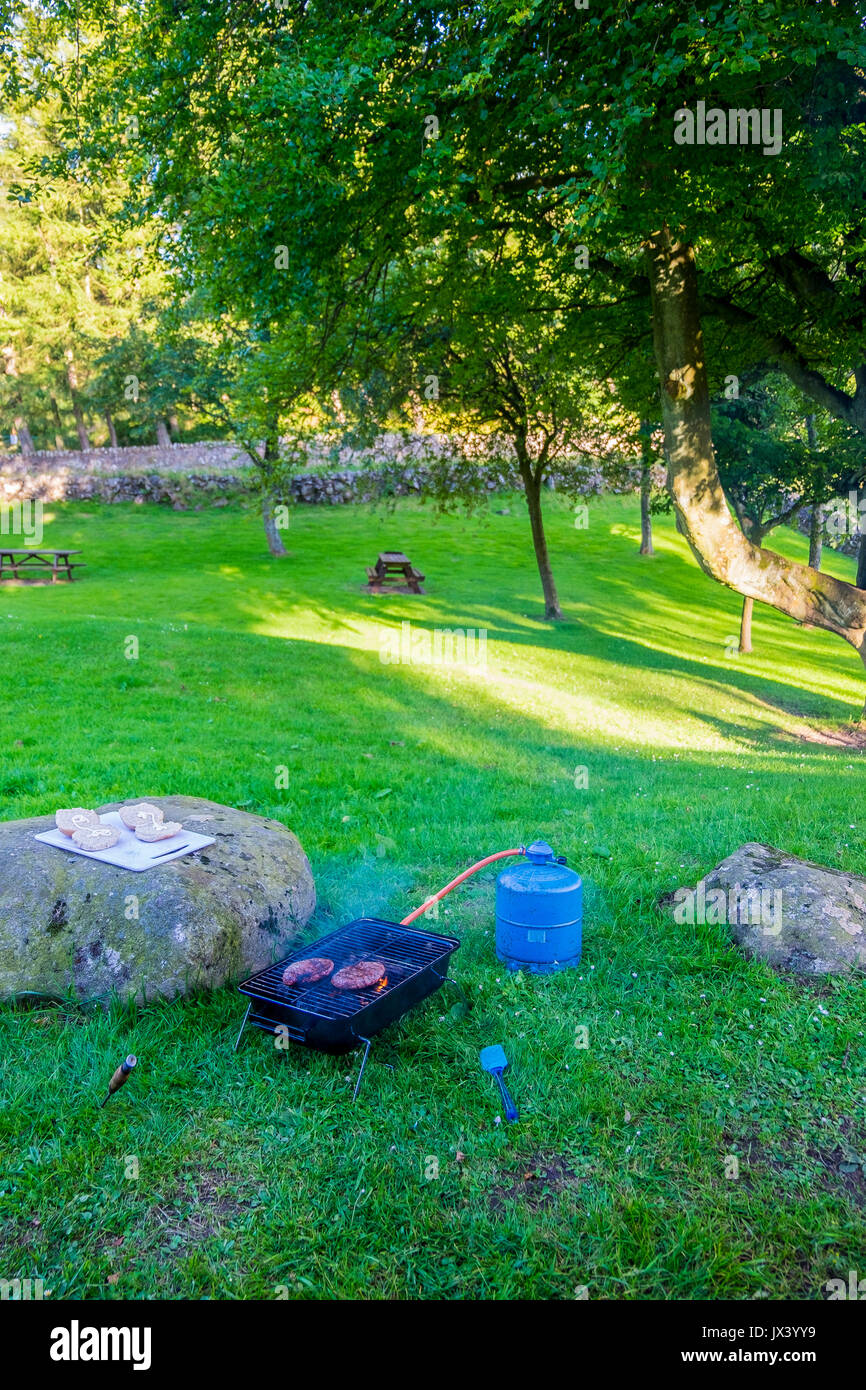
[456,1150,465,1164]
[107,1274,120,1286]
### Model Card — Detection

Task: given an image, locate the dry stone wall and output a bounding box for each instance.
[0,436,616,507]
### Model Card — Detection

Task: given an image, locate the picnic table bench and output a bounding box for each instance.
[0,549,85,583]
[365,551,425,593]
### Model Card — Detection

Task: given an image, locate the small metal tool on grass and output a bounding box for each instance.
[480,1044,518,1122]
[100,1054,137,1108]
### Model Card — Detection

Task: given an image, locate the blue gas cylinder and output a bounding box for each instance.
[495,840,582,974]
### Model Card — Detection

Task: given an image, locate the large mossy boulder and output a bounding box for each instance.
[673,841,866,976]
[0,796,315,1004]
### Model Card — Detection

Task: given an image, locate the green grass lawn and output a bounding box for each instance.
[1,490,865,1300]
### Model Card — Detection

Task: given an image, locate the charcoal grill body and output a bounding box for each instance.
[235,917,460,1095]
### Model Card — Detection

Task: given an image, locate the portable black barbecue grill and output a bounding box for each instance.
[234,917,461,1098]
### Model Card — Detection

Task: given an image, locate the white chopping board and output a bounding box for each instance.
[34,811,216,872]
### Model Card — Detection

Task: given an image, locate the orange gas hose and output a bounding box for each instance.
[401,847,525,926]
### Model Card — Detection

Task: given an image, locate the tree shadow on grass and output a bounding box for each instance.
[227,577,862,738]
[206,493,865,728]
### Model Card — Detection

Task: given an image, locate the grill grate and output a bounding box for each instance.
[239,918,454,1022]
[235,917,461,1099]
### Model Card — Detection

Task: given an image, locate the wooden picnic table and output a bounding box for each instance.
[0,549,85,583]
[365,551,425,593]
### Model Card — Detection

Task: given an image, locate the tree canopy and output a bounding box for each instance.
[6,1,866,681]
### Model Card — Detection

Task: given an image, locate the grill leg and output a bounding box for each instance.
[440,976,472,1012]
[233,1002,251,1053]
[352,1037,372,1102]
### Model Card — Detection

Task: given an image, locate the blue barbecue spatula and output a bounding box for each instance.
[480,1044,519,1122]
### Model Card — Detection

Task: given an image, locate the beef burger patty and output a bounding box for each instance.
[331,960,386,991]
[282,957,334,987]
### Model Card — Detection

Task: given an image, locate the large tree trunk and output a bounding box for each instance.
[155,419,172,449]
[639,421,654,556]
[105,412,118,448]
[858,532,866,592]
[645,226,866,710]
[516,439,563,619]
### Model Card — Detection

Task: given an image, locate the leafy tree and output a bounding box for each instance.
[146,303,321,555]
[317,223,644,616]
[21,0,866,702]
[0,70,169,451]
[41,1,652,607]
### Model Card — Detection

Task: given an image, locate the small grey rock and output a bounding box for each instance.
[671,841,866,976]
